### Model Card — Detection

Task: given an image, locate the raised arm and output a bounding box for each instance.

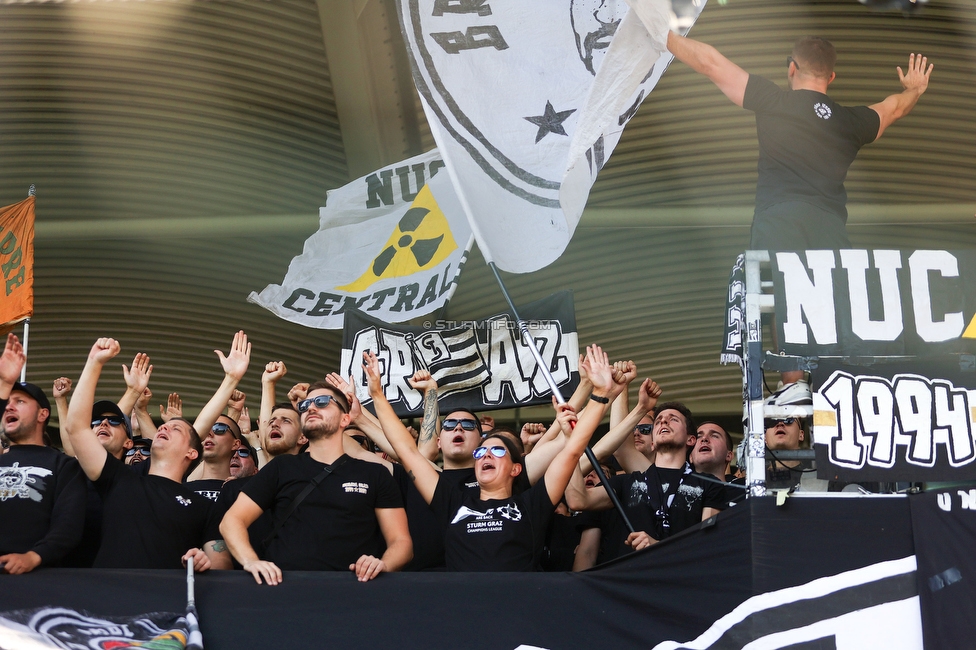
[605,379,662,474]
[667,31,749,107]
[544,345,622,505]
[609,361,637,430]
[0,334,26,401]
[64,339,120,481]
[870,53,933,139]
[118,353,152,416]
[226,389,246,422]
[409,370,441,462]
[159,392,182,423]
[132,388,158,440]
[363,351,440,503]
[193,331,251,438]
[53,377,74,456]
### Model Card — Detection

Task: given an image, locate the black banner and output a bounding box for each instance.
[811,358,976,482]
[910,489,976,650]
[771,250,976,358]
[339,291,579,416]
[0,498,940,650]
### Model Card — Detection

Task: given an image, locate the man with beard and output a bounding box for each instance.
[229,439,258,479]
[0,334,86,574]
[221,382,411,584]
[566,401,726,556]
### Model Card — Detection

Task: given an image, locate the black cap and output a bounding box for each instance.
[11,382,51,412]
[92,400,133,439]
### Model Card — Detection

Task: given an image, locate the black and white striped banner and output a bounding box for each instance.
[339,291,579,416]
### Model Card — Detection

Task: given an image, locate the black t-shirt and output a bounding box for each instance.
[186,478,225,503]
[212,476,273,568]
[243,453,403,571]
[608,463,727,557]
[92,454,219,569]
[541,510,584,572]
[430,475,555,572]
[743,74,880,219]
[0,445,86,565]
[575,507,628,566]
[395,466,479,571]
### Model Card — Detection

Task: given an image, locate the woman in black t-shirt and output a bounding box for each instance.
[361,344,620,571]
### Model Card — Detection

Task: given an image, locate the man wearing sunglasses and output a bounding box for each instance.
[0,334,86,575]
[666,31,932,251]
[186,416,242,502]
[221,382,410,585]
[764,416,809,490]
[125,438,152,466]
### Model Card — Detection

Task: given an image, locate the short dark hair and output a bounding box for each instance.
[442,407,479,424]
[792,36,836,79]
[272,402,298,414]
[169,417,204,477]
[697,420,734,453]
[304,382,349,413]
[655,401,695,437]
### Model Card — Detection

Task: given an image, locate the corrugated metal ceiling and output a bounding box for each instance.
[1,0,973,426]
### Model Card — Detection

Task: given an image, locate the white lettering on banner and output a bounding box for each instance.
[815,371,976,471]
[778,250,837,345]
[959,489,976,510]
[909,250,964,342]
[341,320,577,410]
[840,249,903,341]
[779,250,970,346]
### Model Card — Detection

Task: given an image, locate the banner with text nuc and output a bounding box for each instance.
[0,195,35,328]
[772,250,976,358]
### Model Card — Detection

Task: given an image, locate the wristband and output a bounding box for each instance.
[589,393,610,404]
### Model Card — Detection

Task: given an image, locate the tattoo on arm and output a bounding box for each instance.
[407,470,416,482]
[420,388,438,444]
[210,540,227,553]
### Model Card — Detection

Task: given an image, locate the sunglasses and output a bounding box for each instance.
[787,55,799,71]
[765,417,798,429]
[210,423,235,436]
[443,418,479,431]
[634,424,653,436]
[125,446,151,457]
[92,416,125,428]
[233,448,251,458]
[473,445,508,460]
[298,394,346,413]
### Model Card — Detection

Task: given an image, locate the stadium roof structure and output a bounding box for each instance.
[1,0,973,426]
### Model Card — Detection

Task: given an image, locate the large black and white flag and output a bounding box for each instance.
[339,291,579,415]
[812,358,976,483]
[397,0,705,274]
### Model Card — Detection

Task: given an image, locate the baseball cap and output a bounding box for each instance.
[91,400,133,439]
[11,382,51,412]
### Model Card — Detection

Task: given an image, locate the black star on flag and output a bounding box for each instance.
[524,101,576,143]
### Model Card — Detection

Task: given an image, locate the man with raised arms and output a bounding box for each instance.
[63,333,250,570]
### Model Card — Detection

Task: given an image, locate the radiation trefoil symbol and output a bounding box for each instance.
[337,182,458,292]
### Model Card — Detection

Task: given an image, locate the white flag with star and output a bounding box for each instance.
[397,0,706,274]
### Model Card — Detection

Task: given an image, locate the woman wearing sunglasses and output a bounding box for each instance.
[362,344,620,571]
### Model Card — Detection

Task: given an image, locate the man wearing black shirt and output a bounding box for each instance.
[221,381,411,585]
[64,335,247,571]
[666,31,933,250]
[0,334,86,574]
[567,401,726,555]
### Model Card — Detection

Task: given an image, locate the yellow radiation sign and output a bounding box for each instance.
[337,182,458,292]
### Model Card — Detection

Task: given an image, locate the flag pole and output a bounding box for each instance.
[19,319,29,383]
[185,557,203,650]
[487,262,636,534]
[20,185,35,383]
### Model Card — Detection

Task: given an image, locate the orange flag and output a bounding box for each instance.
[0,195,35,328]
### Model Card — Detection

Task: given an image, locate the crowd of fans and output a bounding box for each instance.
[0,330,812,581]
